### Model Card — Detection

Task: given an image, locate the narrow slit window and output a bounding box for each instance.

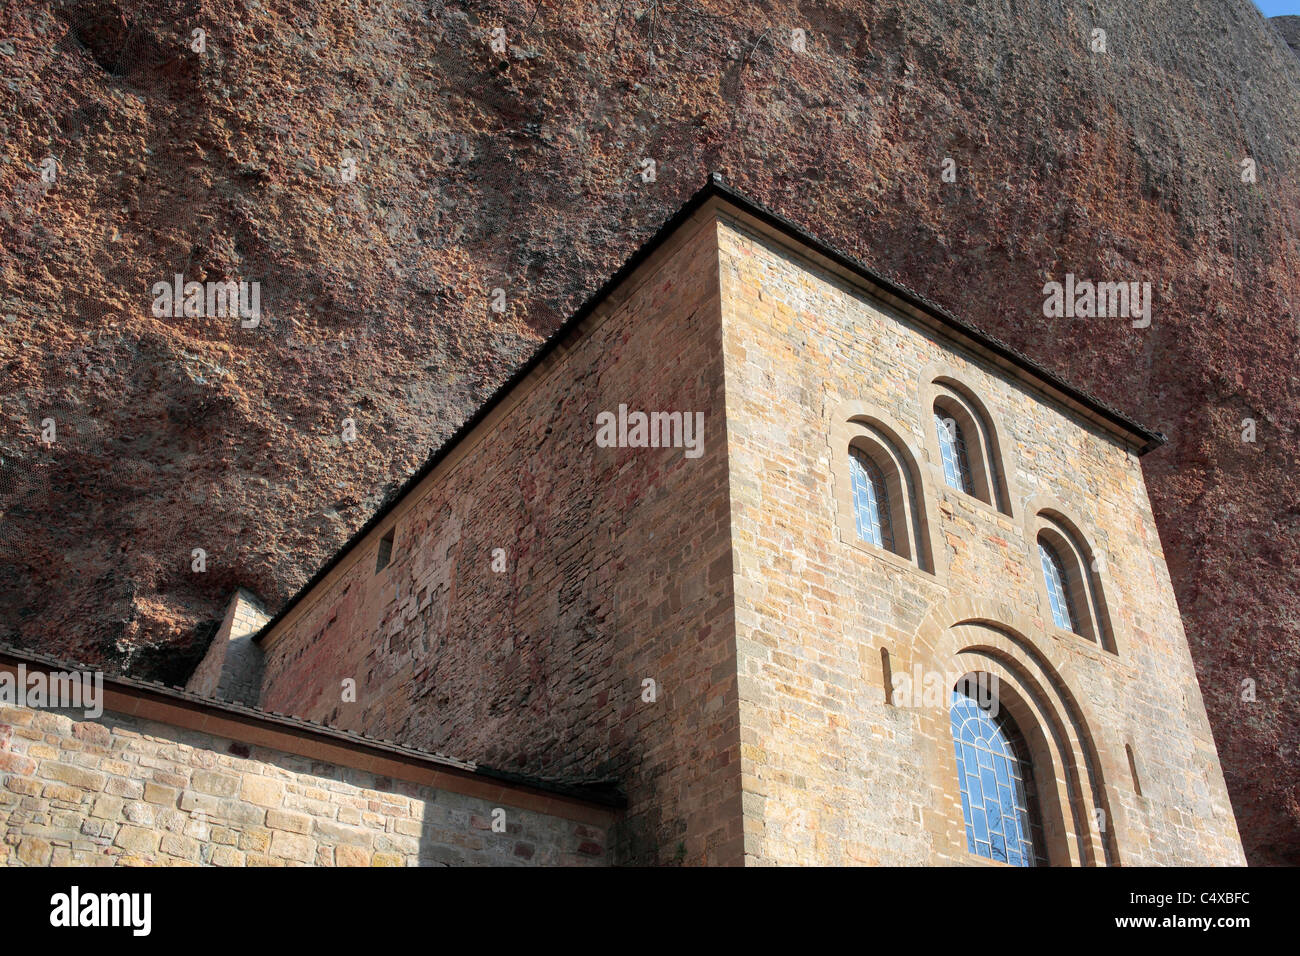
[1127,744,1143,797]
[375,528,395,573]
[881,648,894,705]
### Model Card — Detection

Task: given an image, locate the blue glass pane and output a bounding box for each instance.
[949,684,1046,867]
[1039,539,1078,633]
[989,829,1006,862]
[935,412,975,495]
[849,449,896,552]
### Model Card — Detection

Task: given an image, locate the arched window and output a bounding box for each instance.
[1038,538,1077,632]
[950,678,1047,867]
[934,412,975,496]
[930,383,1011,514]
[1034,517,1113,650]
[849,448,895,552]
[842,423,932,572]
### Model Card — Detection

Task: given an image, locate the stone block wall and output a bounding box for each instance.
[258,212,743,865]
[186,589,269,706]
[247,197,1244,867]
[0,699,611,867]
[715,214,1244,865]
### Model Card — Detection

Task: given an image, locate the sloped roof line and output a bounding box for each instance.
[710,175,1165,449]
[252,173,1165,643]
[0,642,625,807]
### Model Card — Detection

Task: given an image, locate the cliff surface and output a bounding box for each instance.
[1,0,1297,863]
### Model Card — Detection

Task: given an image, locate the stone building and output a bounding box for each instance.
[1,177,1244,866]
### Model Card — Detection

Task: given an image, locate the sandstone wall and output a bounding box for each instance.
[258,215,742,865]
[0,700,611,867]
[185,589,268,705]
[4,0,1296,863]
[716,216,1245,866]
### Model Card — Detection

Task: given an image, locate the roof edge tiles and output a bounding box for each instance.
[0,643,625,812]
[251,173,1167,645]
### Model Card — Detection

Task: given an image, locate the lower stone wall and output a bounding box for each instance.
[0,702,611,867]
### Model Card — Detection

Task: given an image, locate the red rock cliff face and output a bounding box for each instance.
[0,0,1296,864]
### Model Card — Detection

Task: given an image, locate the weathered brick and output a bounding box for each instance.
[210,826,240,846]
[104,778,144,799]
[334,844,370,867]
[313,818,372,846]
[159,834,200,861]
[143,783,177,806]
[90,794,124,820]
[178,790,220,815]
[239,828,271,853]
[211,845,244,867]
[42,783,82,804]
[31,712,72,734]
[72,722,111,747]
[6,777,42,797]
[0,707,34,726]
[123,801,154,825]
[0,752,36,775]
[240,776,284,808]
[16,836,53,865]
[215,799,266,827]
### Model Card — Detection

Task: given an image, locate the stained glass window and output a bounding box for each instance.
[849,448,895,553]
[950,682,1047,867]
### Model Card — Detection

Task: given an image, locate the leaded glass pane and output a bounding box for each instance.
[849,448,895,553]
[950,683,1047,867]
[1039,539,1078,633]
[935,412,975,495]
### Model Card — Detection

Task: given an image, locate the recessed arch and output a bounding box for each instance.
[933,396,981,498]
[919,367,1017,518]
[829,402,945,580]
[1024,502,1119,655]
[907,596,1124,866]
[848,438,904,557]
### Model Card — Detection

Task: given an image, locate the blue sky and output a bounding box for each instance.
[1255,0,1300,15]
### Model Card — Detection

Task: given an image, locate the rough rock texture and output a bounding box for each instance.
[0,0,1296,863]
[1275,15,1300,58]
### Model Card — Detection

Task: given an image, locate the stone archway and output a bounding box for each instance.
[900,596,1124,866]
